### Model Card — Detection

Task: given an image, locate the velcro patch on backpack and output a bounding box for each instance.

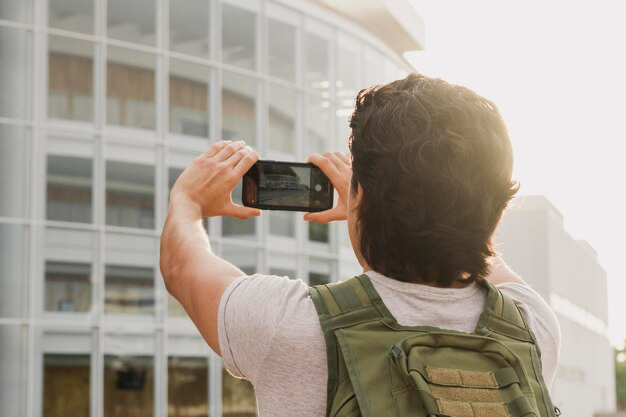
[427,375,511,417]
[437,399,510,417]
[427,367,499,388]
[431,385,501,402]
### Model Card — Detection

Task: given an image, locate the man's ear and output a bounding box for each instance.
[356,182,364,206]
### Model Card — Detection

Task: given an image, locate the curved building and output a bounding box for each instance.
[0,0,424,416]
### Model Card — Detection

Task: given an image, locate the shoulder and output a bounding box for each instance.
[218,273,321,336]
[496,282,561,387]
[222,272,310,296]
[217,273,318,381]
[218,273,313,337]
[495,283,560,336]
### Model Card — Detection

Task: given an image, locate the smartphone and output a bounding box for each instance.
[242,160,334,212]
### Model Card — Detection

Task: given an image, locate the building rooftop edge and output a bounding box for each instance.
[510,195,602,262]
[509,195,564,222]
[312,0,425,60]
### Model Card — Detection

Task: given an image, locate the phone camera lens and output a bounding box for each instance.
[314,184,322,192]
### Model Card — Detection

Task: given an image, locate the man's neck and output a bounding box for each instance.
[363,265,473,289]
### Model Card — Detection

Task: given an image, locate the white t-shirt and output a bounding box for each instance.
[218,270,561,417]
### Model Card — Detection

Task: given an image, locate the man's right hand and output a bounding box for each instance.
[304,151,352,224]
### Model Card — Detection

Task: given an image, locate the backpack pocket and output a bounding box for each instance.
[389,332,539,417]
[330,376,362,417]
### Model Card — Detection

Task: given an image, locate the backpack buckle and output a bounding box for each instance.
[389,345,404,359]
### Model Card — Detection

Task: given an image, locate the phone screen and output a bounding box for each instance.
[243,161,333,211]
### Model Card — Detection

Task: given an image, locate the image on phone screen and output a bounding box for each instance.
[243,161,333,212]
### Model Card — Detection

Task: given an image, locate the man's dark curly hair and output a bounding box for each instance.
[349,73,519,287]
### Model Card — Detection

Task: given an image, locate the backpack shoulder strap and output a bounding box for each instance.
[309,274,388,417]
[475,280,559,416]
[474,278,537,344]
[309,274,391,325]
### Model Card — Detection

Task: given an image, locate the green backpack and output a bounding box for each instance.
[308,274,558,417]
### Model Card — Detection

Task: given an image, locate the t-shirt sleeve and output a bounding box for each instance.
[217,273,310,383]
[496,282,561,389]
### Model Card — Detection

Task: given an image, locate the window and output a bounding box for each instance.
[222,4,256,70]
[268,19,295,82]
[0,27,31,119]
[107,0,155,46]
[338,220,352,248]
[167,294,187,317]
[168,167,183,196]
[221,245,257,275]
[222,71,257,145]
[309,222,329,243]
[0,325,27,417]
[269,211,295,237]
[107,47,156,129]
[46,155,92,223]
[43,354,90,417]
[336,113,351,152]
[222,363,256,417]
[104,265,154,315]
[168,357,208,417]
[222,181,255,237]
[0,0,32,22]
[268,84,296,154]
[169,59,209,137]
[45,261,91,313]
[305,32,330,92]
[0,125,29,218]
[268,251,296,279]
[48,36,94,122]
[363,46,383,88]
[106,161,154,229]
[104,355,153,417]
[309,257,332,285]
[0,224,27,318]
[49,0,93,33]
[168,167,209,233]
[309,271,330,286]
[336,35,359,116]
[383,58,399,84]
[306,97,331,155]
[169,0,210,57]
[269,268,295,278]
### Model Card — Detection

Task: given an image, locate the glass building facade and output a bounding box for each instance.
[0,0,410,415]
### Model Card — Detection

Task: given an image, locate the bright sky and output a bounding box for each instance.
[407,0,626,346]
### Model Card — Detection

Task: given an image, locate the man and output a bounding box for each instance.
[160,73,560,416]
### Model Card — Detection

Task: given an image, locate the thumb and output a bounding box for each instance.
[303,208,340,224]
[225,203,261,220]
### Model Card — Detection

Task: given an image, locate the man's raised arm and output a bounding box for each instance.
[160,140,260,355]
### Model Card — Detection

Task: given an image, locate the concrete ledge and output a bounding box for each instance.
[313,0,425,56]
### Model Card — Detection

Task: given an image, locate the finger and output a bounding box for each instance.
[324,152,350,175]
[224,202,261,220]
[303,207,342,224]
[215,140,245,162]
[233,147,259,176]
[334,151,351,165]
[308,153,343,179]
[202,140,231,158]
[308,154,344,186]
[225,145,251,167]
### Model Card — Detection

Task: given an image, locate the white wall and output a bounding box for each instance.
[495,195,616,417]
